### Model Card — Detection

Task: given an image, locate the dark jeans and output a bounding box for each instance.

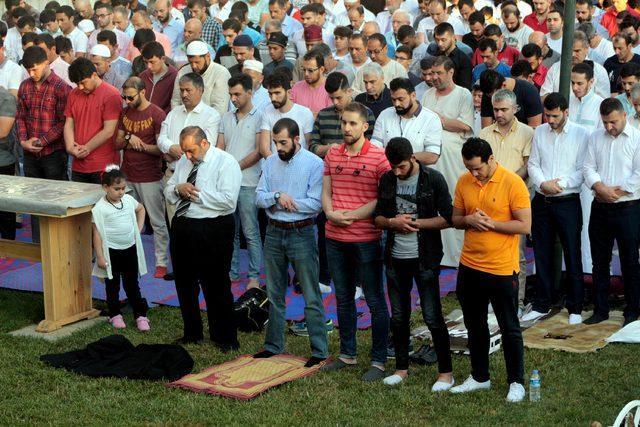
[23,151,69,243]
[104,245,148,318]
[316,212,331,284]
[326,238,389,365]
[71,170,102,184]
[0,163,16,240]
[170,214,238,346]
[589,201,640,318]
[387,258,452,372]
[457,264,524,385]
[531,194,584,313]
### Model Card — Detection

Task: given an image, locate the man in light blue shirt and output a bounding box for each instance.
[153,0,185,52]
[268,0,303,37]
[253,117,329,367]
[472,38,511,83]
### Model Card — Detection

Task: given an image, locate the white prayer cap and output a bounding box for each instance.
[344,0,358,4]
[186,40,209,56]
[243,59,263,74]
[90,44,111,58]
[78,19,95,33]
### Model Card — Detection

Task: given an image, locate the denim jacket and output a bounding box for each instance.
[374,162,453,271]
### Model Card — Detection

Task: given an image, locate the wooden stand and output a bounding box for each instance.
[0,206,100,332]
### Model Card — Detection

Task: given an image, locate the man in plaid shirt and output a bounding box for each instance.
[16,45,71,243]
[188,0,223,50]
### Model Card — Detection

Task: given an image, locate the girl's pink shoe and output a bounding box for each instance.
[136,316,150,332]
[109,314,126,329]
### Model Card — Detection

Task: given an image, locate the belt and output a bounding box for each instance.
[268,218,314,229]
[536,193,580,203]
[593,199,640,209]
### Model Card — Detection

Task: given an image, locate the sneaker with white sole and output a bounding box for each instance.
[568,313,582,325]
[521,310,550,322]
[290,319,334,336]
[450,375,491,394]
[319,283,332,293]
[431,378,455,392]
[506,382,525,402]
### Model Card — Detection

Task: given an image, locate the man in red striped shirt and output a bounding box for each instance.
[320,102,391,382]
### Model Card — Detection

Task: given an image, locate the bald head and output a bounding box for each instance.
[362,21,380,37]
[132,10,152,30]
[184,18,202,42]
[528,31,547,48]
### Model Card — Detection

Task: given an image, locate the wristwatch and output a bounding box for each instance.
[124,133,132,142]
[274,192,281,204]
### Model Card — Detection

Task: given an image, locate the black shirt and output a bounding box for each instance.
[603,53,640,93]
[446,47,472,91]
[462,33,482,54]
[480,79,543,124]
[355,86,393,119]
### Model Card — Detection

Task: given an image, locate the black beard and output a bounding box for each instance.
[278,147,295,161]
[395,104,412,116]
[398,161,415,180]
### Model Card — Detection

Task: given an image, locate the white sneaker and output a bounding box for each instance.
[383,374,405,385]
[521,310,550,322]
[354,286,363,300]
[431,378,455,392]
[568,313,583,325]
[319,283,332,293]
[450,375,491,394]
[506,382,525,402]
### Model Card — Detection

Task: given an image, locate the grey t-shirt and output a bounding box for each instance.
[392,172,419,259]
[0,87,16,167]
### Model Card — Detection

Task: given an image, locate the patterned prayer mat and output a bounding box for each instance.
[168,354,324,400]
[523,310,624,353]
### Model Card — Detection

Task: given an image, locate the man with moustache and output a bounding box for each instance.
[253,117,329,368]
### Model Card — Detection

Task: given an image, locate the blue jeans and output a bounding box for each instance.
[263,223,328,358]
[326,238,389,365]
[231,186,263,280]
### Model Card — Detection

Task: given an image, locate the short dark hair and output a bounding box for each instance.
[133,28,156,50]
[101,166,127,186]
[458,0,474,9]
[434,22,454,36]
[548,1,564,17]
[420,56,435,70]
[389,77,415,93]
[478,37,497,52]
[303,50,324,67]
[97,30,117,46]
[432,55,455,71]
[35,33,55,48]
[179,72,205,91]
[368,32,387,47]
[39,8,57,24]
[510,60,532,78]
[22,45,48,68]
[269,0,287,8]
[187,0,207,8]
[273,117,299,138]
[543,92,568,111]
[600,97,625,116]
[223,18,242,32]
[572,62,594,80]
[479,69,505,94]
[228,9,246,22]
[613,32,635,47]
[16,14,35,29]
[0,21,6,39]
[397,24,415,41]
[95,2,113,13]
[264,72,291,91]
[325,71,350,93]
[228,73,253,92]
[21,32,38,46]
[54,35,72,54]
[68,57,97,83]
[385,137,413,165]
[483,23,502,37]
[461,137,493,163]
[343,102,369,121]
[231,0,248,13]
[333,25,352,38]
[56,5,75,19]
[521,43,542,59]
[620,62,640,79]
[141,41,165,59]
[4,0,19,9]
[11,6,27,20]
[395,45,413,58]
[122,76,145,91]
[468,10,485,26]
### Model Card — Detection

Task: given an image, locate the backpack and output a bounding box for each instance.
[234,287,270,332]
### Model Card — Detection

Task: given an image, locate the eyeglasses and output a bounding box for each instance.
[335,164,366,175]
[121,93,140,101]
[302,67,319,74]
[96,13,112,18]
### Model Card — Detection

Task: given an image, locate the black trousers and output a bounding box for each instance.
[386,258,452,372]
[170,214,238,346]
[531,194,584,313]
[104,245,148,318]
[0,163,16,240]
[71,170,102,184]
[316,211,331,284]
[23,151,69,243]
[457,264,524,385]
[589,201,640,319]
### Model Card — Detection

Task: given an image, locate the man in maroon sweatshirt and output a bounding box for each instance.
[139,41,177,113]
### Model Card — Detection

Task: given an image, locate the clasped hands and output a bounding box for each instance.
[466,208,495,231]
[389,214,419,234]
[593,182,629,203]
[20,138,43,154]
[327,209,359,227]
[176,183,200,200]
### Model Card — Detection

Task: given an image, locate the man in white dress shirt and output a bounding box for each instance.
[158,72,221,222]
[583,98,640,327]
[56,5,88,58]
[523,93,591,325]
[165,125,242,348]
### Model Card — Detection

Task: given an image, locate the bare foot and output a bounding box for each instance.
[436,372,453,383]
[247,279,260,289]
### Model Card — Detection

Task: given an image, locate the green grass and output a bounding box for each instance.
[0,288,636,426]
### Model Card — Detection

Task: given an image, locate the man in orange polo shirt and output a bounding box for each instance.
[450,137,531,403]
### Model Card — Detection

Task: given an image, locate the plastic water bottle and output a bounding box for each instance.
[529,370,541,402]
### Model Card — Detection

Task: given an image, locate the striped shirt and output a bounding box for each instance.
[324,140,390,242]
[309,105,375,156]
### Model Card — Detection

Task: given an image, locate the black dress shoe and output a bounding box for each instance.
[163,272,175,281]
[214,341,240,353]
[623,315,639,327]
[583,313,609,325]
[304,356,326,367]
[253,350,276,358]
[173,336,203,345]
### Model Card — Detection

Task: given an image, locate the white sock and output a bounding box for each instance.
[383,374,405,385]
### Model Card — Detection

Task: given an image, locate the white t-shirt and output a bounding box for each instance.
[66,27,89,54]
[371,104,443,155]
[260,103,314,151]
[592,38,615,65]
[92,194,138,250]
[417,15,466,38]
[0,58,23,92]
[500,23,534,51]
[547,36,563,54]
